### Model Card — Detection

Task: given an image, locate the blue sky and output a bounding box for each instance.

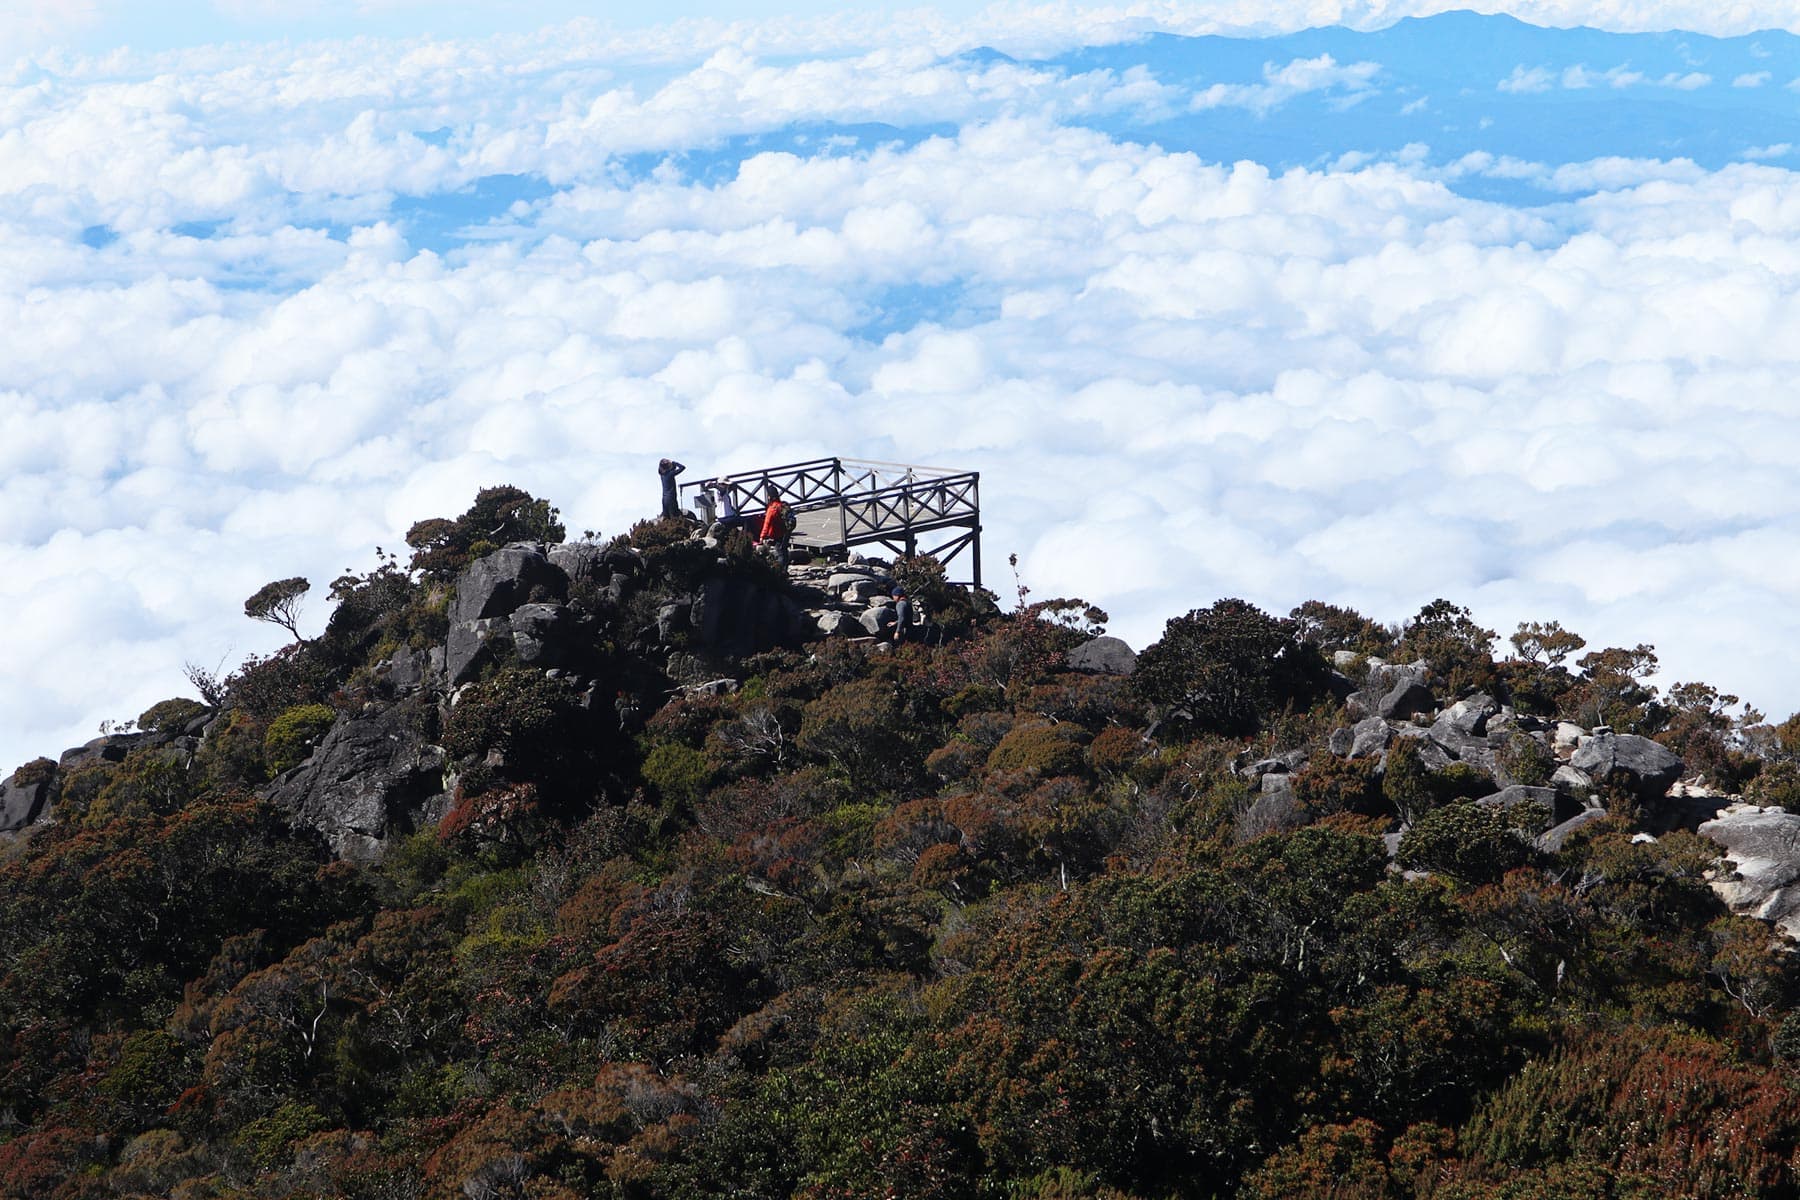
[5,2,1800,769]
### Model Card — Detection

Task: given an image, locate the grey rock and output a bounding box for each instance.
[511,602,576,667]
[812,610,856,637]
[1699,808,1800,938]
[666,651,735,686]
[1235,780,1306,842]
[1332,649,1362,670]
[1475,785,1567,828]
[446,617,506,686]
[858,605,894,637]
[262,700,447,862]
[1351,661,1432,718]
[1392,728,1455,772]
[59,732,146,772]
[0,769,56,833]
[1378,678,1435,721]
[1551,764,1594,794]
[1536,807,1612,853]
[1438,693,1499,738]
[840,579,889,604]
[1328,726,1356,757]
[1350,716,1394,759]
[657,599,694,643]
[451,544,565,625]
[548,542,608,586]
[377,646,431,695]
[1553,722,1586,754]
[1570,732,1683,800]
[1242,749,1309,780]
[1067,636,1138,676]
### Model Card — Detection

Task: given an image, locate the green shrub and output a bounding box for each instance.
[986,723,1087,777]
[263,703,338,774]
[8,757,56,788]
[1495,731,1555,786]
[1397,802,1537,883]
[137,697,208,735]
[1132,598,1329,736]
[642,742,711,806]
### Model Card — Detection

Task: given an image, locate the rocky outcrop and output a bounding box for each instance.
[789,558,899,640]
[1698,806,1800,938]
[1068,636,1137,676]
[1347,661,1435,722]
[1570,732,1683,803]
[445,544,567,684]
[262,699,447,863]
[1536,807,1612,852]
[1475,784,1570,830]
[452,543,565,624]
[0,769,56,833]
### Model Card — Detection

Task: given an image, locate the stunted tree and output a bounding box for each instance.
[1132,598,1328,736]
[406,484,565,578]
[244,577,310,642]
[1509,620,1586,667]
[1395,599,1497,696]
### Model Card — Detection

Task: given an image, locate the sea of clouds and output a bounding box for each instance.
[6,1,1800,769]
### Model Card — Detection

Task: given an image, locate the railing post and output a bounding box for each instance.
[834,458,848,555]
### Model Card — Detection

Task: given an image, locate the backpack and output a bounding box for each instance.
[778,502,798,535]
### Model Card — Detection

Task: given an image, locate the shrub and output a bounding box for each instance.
[1495,731,1555,787]
[8,757,56,788]
[1291,751,1380,818]
[642,743,711,807]
[1289,600,1395,655]
[986,723,1087,777]
[797,678,929,794]
[407,485,565,578]
[1132,598,1329,736]
[1086,726,1144,775]
[1395,599,1497,697]
[1397,802,1536,884]
[444,667,594,808]
[1381,736,1436,824]
[137,698,208,735]
[263,703,337,774]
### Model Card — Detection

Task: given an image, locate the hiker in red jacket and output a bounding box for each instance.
[756,485,792,569]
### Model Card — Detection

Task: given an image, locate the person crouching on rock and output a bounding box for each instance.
[756,484,791,569]
[658,458,686,519]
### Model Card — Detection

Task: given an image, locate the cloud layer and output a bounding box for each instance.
[5,5,1800,768]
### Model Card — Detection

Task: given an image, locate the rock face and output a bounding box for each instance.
[1476,784,1570,829]
[1347,662,1435,722]
[0,770,56,833]
[451,543,565,624]
[1570,732,1683,802]
[1349,717,1395,759]
[445,544,567,685]
[1698,807,1800,938]
[263,700,447,863]
[1067,636,1137,676]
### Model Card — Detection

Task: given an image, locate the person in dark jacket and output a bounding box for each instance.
[892,587,914,643]
[658,458,686,518]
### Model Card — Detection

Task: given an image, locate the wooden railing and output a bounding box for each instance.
[682,457,982,587]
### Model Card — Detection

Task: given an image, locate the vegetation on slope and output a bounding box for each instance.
[1,487,1798,1200]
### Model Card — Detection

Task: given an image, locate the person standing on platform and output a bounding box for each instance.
[756,484,792,569]
[658,458,686,519]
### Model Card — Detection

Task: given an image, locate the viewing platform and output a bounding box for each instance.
[684,457,983,588]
